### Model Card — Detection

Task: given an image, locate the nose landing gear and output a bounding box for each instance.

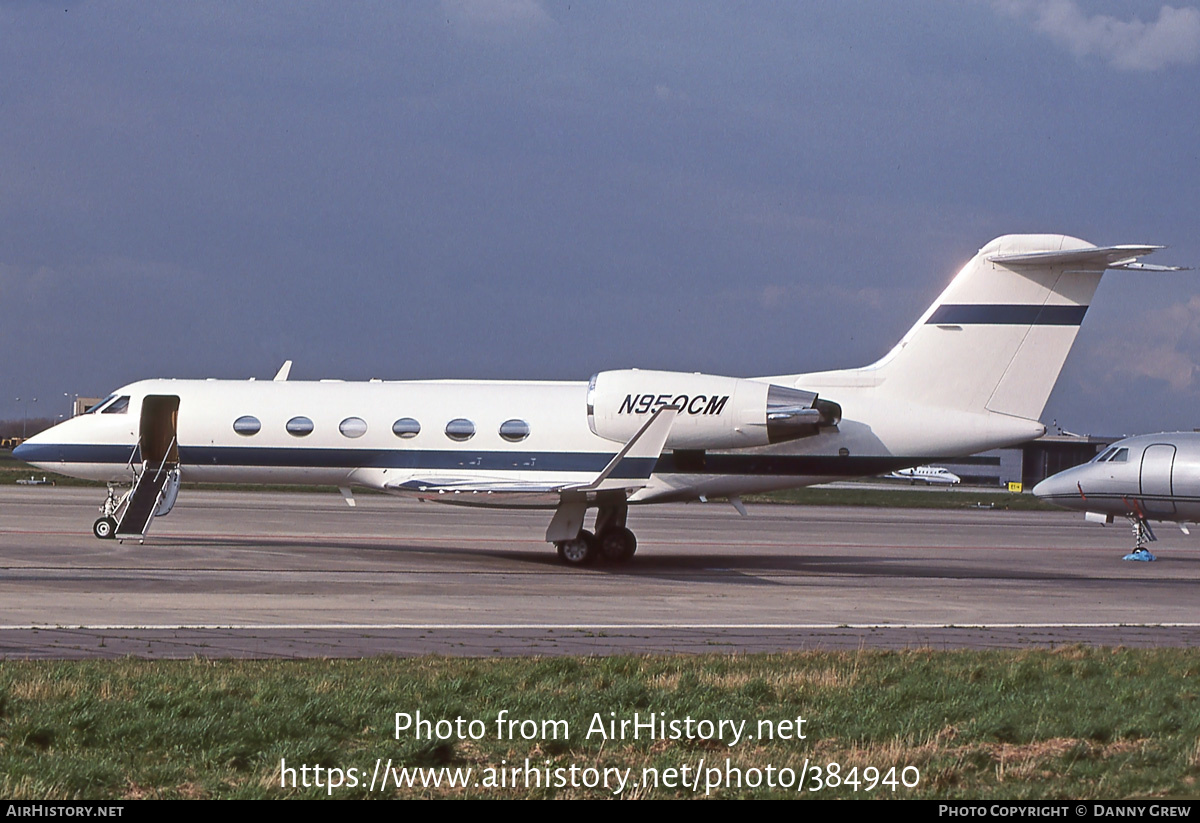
[1123,515,1157,561]
[92,515,118,540]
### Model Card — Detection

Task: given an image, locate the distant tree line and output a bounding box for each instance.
[0,418,56,439]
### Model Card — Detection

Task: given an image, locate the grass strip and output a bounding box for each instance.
[2,649,1197,799]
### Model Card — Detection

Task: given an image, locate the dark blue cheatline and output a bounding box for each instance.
[15,442,941,479]
[926,304,1088,326]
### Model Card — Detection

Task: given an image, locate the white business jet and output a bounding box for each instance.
[15,235,1180,566]
[885,466,962,485]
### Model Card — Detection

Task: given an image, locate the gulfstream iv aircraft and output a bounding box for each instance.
[15,235,1179,565]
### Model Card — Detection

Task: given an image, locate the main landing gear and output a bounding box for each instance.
[554,503,638,567]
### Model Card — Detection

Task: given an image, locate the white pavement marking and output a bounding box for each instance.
[3,622,1200,631]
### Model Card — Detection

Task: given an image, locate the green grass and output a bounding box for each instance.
[0,452,97,487]
[2,650,1198,799]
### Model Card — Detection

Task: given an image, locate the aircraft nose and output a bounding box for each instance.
[1032,469,1077,501]
[12,427,52,464]
[12,436,37,461]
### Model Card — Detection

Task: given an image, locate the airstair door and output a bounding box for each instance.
[115,395,180,540]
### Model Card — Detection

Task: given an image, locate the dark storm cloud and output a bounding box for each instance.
[2,2,1198,435]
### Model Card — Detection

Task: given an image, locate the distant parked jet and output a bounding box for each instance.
[885,466,961,485]
[1034,433,1200,561]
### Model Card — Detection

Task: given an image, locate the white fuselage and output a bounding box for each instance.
[1033,433,1200,523]
[18,374,1043,505]
[887,466,962,485]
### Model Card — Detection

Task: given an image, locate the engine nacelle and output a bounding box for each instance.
[587,369,839,450]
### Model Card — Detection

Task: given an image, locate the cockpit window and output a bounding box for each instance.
[87,394,117,414]
[1093,447,1117,463]
[1109,448,1129,463]
[100,396,130,414]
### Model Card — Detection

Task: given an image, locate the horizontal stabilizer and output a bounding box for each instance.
[796,234,1185,423]
[990,245,1167,269]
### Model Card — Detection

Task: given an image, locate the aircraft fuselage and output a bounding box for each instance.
[15,376,1042,505]
[1033,432,1200,523]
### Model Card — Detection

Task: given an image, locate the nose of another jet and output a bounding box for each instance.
[1031,469,1078,503]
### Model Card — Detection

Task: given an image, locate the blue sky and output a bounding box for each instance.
[3,1,1199,436]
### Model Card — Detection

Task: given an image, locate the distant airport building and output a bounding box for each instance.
[1018,433,1119,488]
[74,397,102,417]
[937,433,1117,487]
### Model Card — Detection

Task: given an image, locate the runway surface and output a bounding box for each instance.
[2,487,1198,658]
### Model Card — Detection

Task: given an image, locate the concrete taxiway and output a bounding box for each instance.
[2,487,1198,658]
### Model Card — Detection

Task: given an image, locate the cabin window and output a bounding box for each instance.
[392,418,421,438]
[499,419,530,442]
[286,416,314,437]
[101,396,130,415]
[233,415,261,436]
[339,417,368,439]
[445,418,475,442]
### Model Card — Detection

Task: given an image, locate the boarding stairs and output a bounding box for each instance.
[114,437,179,541]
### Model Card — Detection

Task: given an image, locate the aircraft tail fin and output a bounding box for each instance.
[858,235,1169,421]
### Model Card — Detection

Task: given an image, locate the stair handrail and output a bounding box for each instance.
[125,438,142,478]
[153,436,177,481]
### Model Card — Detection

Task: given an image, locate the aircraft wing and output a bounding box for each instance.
[384,476,599,506]
[382,405,680,506]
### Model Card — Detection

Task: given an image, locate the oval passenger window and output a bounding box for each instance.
[393,418,421,438]
[499,419,530,442]
[445,418,475,442]
[339,417,368,438]
[233,415,261,436]
[286,416,314,437]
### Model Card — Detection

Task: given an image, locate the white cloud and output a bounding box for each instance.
[995,1,1200,71]
[1092,295,1200,391]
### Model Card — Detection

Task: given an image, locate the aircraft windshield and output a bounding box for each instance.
[100,396,130,414]
[1092,447,1117,463]
[87,394,118,414]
